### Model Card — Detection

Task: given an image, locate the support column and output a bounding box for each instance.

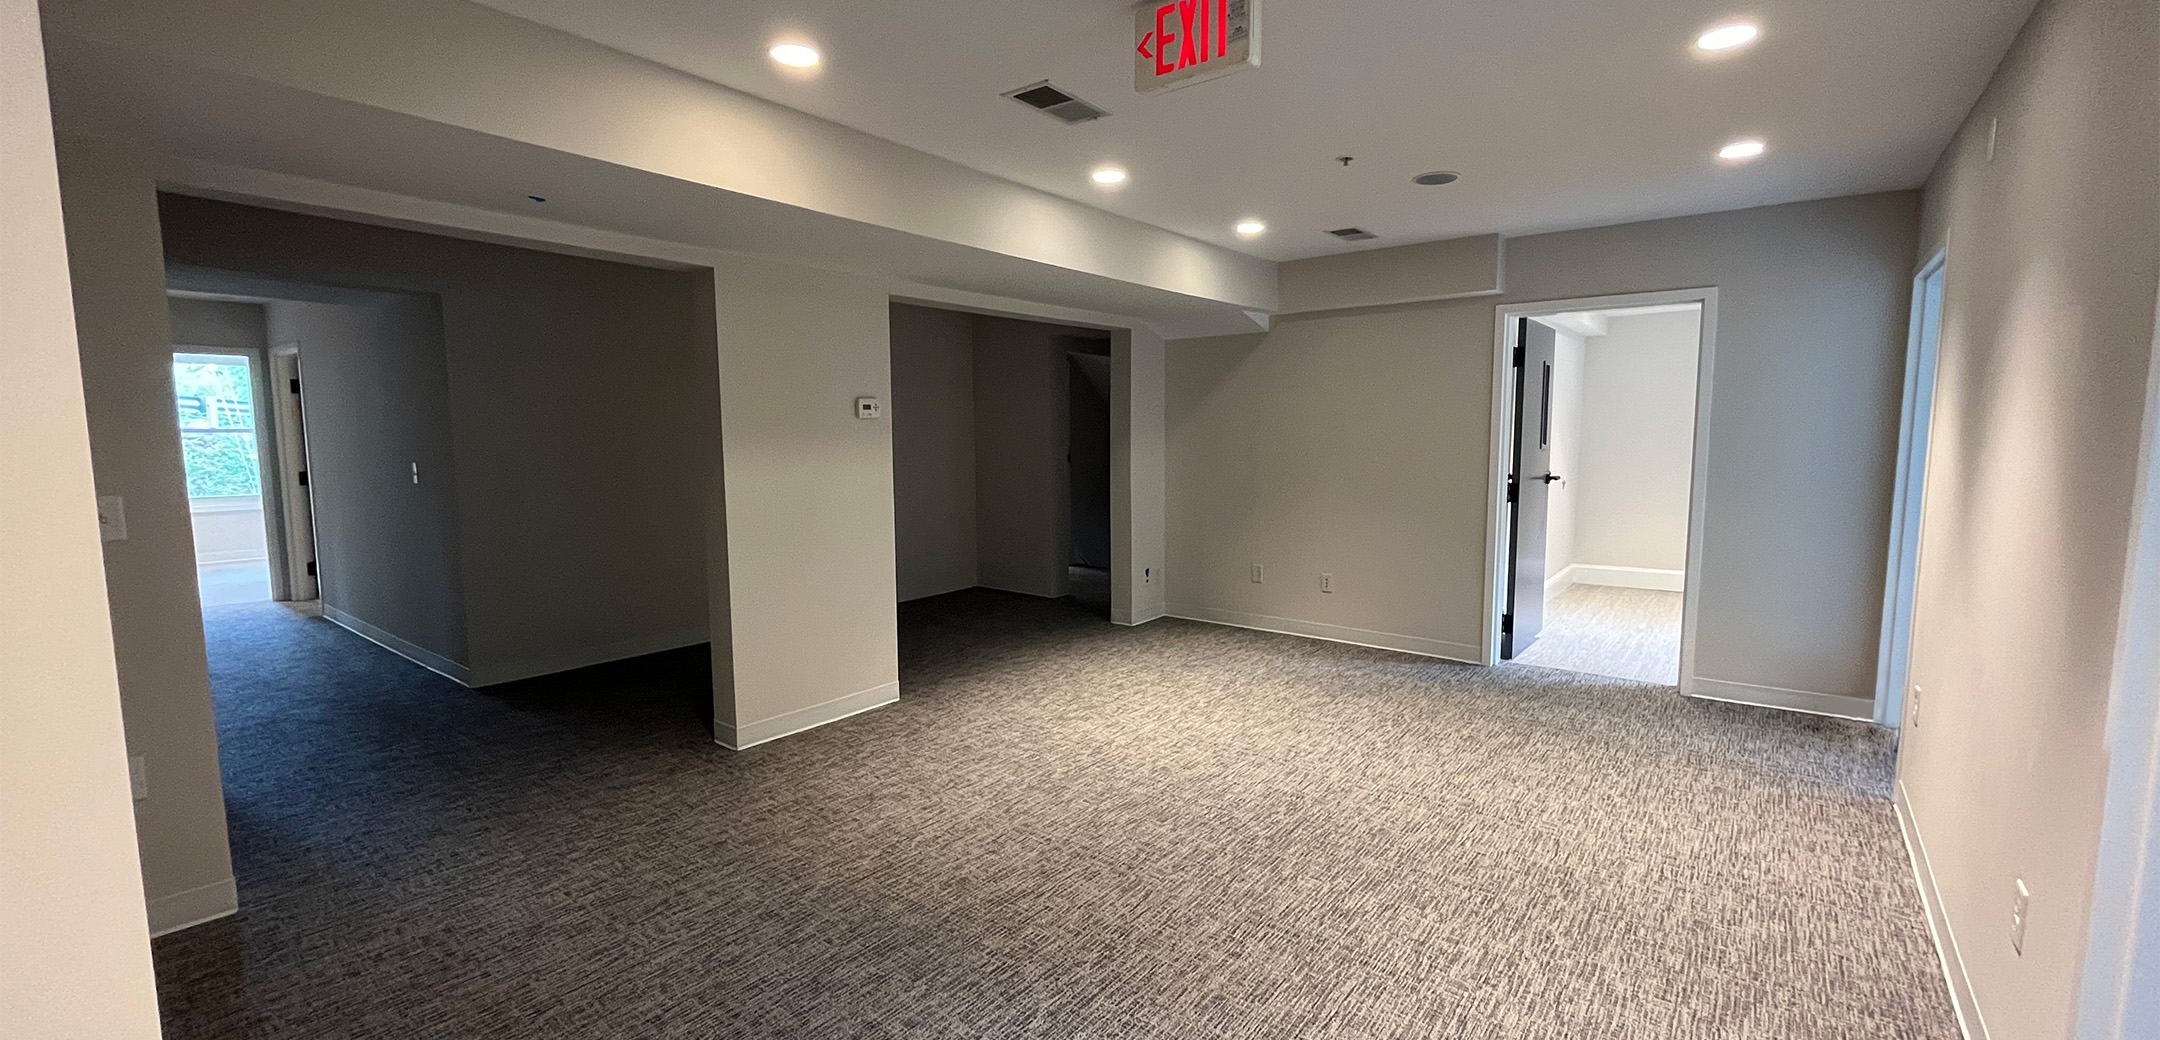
[1112,326,1168,625]
[0,0,164,1030]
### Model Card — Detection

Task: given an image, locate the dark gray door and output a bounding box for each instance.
[1504,318,1561,658]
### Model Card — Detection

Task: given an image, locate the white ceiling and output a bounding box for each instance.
[472,0,2033,261]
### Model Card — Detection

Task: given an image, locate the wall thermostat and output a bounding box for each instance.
[856,397,882,419]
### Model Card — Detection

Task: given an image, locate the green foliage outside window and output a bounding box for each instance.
[173,357,261,499]
[181,431,262,498]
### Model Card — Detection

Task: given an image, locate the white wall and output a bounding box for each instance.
[1168,192,1917,704]
[890,303,979,602]
[707,257,899,748]
[188,497,268,565]
[1899,0,2160,1036]
[0,0,162,1028]
[1544,329,1586,585]
[1570,309,1700,582]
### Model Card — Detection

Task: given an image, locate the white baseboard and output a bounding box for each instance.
[1896,780,1987,1040]
[1546,563,1579,596]
[470,627,710,687]
[1684,676,1874,721]
[1113,603,1167,626]
[148,876,238,937]
[1567,564,1686,592]
[718,680,899,751]
[1166,603,1482,665]
[196,550,269,565]
[322,604,474,686]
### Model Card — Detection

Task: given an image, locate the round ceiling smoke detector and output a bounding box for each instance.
[1412,171,1461,186]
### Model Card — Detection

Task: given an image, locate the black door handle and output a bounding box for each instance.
[1534,473,1563,484]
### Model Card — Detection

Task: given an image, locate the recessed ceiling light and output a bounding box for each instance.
[1718,138,1767,161]
[769,43,820,68]
[1091,167,1128,185]
[1412,171,1460,186]
[1235,220,1267,236]
[1695,22,1760,52]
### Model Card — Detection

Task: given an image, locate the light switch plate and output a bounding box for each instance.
[128,754,149,801]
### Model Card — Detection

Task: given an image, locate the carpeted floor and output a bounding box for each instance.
[158,590,1955,1039]
[1513,583,1684,685]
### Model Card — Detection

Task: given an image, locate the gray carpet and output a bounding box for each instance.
[157,590,1955,1039]
[1513,583,1684,685]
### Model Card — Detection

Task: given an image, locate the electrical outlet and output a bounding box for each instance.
[1910,684,1923,728]
[2011,878,2031,955]
[97,495,127,542]
[128,754,149,801]
[1320,573,1334,594]
[411,462,420,485]
[856,396,882,419]
[1987,117,2000,162]
[1250,564,1263,584]
[1144,567,1152,584]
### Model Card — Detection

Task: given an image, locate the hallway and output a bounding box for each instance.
[157,594,1953,1039]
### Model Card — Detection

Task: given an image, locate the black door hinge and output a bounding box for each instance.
[1506,476,1517,503]
[297,470,308,486]
[305,561,317,577]
[1513,342,1526,367]
[1501,613,1514,634]
[289,377,301,394]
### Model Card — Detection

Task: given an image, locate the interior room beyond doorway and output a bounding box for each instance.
[1502,301,1705,685]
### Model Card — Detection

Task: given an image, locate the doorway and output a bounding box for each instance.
[1065,345,1113,613]
[1874,251,1947,728]
[174,349,277,606]
[1484,290,1717,688]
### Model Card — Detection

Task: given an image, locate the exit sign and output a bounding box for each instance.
[1135,0,1259,94]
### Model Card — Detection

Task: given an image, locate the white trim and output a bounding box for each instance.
[1545,564,1578,597]
[322,604,474,686]
[468,628,710,687]
[1897,781,1988,1040]
[147,876,238,937]
[1111,606,1166,626]
[1875,251,1948,728]
[1684,677,1874,721]
[717,681,900,751]
[194,549,267,565]
[1484,289,1718,701]
[1564,564,1685,592]
[1166,603,1483,664]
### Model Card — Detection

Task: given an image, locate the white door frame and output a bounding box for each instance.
[1874,250,1948,728]
[1481,287,1720,696]
[174,343,290,599]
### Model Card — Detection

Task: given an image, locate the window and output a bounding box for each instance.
[173,354,260,499]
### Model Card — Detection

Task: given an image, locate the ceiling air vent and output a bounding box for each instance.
[1004,81,1111,125]
[1326,227,1378,242]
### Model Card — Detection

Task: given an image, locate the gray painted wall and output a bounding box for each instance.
[157,194,711,685]
[167,297,265,350]
[57,142,237,934]
[1069,352,1113,569]
[974,316,1074,599]
[1902,0,2160,1035]
[266,295,468,668]
[889,303,979,602]
[1168,192,1919,699]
